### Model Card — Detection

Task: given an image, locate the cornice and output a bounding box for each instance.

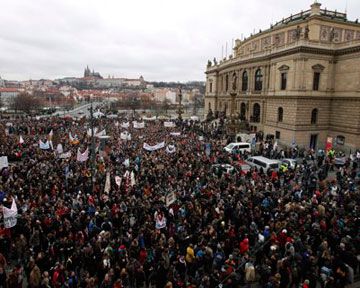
[206,45,360,73]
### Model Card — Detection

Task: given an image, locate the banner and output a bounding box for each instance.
[143,142,165,151]
[155,211,166,230]
[59,151,72,159]
[19,135,24,145]
[164,121,176,128]
[115,176,122,187]
[0,156,9,170]
[166,192,176,206]
[123,158,130,167]
[166,144,176,154]
[133,121,145,129]
[77,148,89,162]
[170,132,181,136]
[120,131,131,141]
[121,122,130,129]
[143,116,156,121]
[39,140,50,150]
[104,172,111,194]
[3,198,18,228]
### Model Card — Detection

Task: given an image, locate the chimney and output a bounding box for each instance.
[310,1,321,16]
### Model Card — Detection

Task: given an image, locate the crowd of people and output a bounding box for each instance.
[0,113,359,288]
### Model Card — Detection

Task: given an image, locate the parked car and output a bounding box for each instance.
[246,156,280,172]
[211,164,235,174]
[224,142,251,154]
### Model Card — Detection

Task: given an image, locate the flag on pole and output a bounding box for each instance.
[39,140,50,150]
[115,176,122,187]
[104,172,111,194]
[77,148,89,162]
[3,198,18,228]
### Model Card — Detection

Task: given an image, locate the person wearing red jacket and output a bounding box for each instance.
[240,237,249,255]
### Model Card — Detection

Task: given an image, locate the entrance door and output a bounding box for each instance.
[309,134,318,150]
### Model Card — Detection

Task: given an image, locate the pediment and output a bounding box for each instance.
[278,65,290,71]
[312,64,325,71]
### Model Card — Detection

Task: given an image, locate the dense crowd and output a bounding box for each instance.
[0,114,359,288]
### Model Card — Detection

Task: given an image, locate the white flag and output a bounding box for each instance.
[57,144,64,154]
[3,198,18,228]
[115,176,122,187]
[104,172,111,194]
[130,171,135,187]
[19,135,25,144]
[77,148,89,162]
[39,140,50,150]
[0,156,9,170]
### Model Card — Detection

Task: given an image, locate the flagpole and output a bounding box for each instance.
[90,99,96,194]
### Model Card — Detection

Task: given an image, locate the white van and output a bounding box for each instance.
[246,156,280,172]
[224,142,251,154]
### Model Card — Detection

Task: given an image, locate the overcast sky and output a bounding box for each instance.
[0,0,358,82]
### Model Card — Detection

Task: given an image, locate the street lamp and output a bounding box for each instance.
[90,99,96,194]
[177,88,183,120]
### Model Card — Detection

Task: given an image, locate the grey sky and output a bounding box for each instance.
[0,0,358,82]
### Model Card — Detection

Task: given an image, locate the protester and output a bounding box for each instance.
[0,114,359,288]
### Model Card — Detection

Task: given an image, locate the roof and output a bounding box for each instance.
[0,88,19,92]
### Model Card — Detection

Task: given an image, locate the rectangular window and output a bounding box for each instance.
[280,73,287,90]
[209,82,213,93]
[313,72,320,91]
[275,131,281,139]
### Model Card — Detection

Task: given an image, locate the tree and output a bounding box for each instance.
[162,98,171,115]
[11,92,43,115]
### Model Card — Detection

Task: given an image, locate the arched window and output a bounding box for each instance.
[252,103,261,123]
[225,74,229,92]
[254,69,263,91]
[311,108,318,124]
[240,102,246,119]
[278,107,283,122]
[242,71,248,91]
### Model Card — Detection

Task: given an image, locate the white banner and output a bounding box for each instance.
[164,121,176,128]
[130,171,136,187]
[19,135,25,144]
[3,198,18,228]
[143,142,165,151]
[166,144,176,154]
[166,192,176,206]
[121,122,130,129]
[143,116,156,121]
[39,140,50,150]
[120,131,131,141]
[77,148,89,162]
[59,151,72,159]
[133,121,145,129]
[155,211,166,230]
[0,156,9,170]
[170,132,181,136]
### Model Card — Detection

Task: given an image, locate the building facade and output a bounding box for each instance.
[205,2,360,151]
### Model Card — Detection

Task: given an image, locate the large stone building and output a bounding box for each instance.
[205,2,360,151]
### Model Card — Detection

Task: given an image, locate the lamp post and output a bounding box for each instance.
[90,99,96,194]
[177,88,183,120]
